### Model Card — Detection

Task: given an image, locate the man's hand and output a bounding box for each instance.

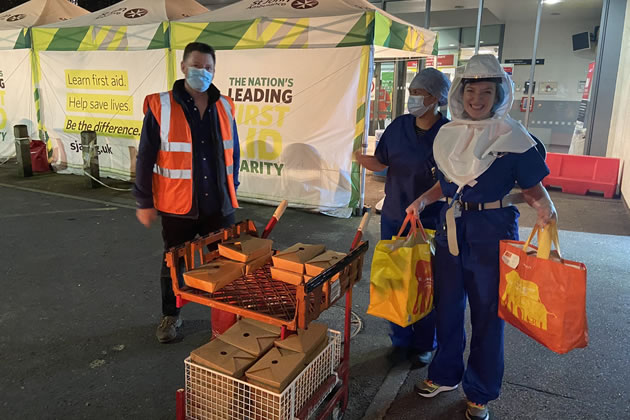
[136,208,158,228]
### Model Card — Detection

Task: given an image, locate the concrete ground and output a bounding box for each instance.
[1,162,629,420]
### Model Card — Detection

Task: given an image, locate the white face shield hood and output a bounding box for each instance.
[433,54,537,190]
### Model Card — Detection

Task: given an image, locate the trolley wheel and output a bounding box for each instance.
[331,402,344,420]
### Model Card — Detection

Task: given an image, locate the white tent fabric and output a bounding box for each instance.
[0,0,88,160]
[46,0,208,28]
[0,0,88,30]
[171,0,438,213]
[181,0,412,24]
[33,0,208,179]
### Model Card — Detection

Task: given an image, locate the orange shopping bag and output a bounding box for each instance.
[498,222,588,354]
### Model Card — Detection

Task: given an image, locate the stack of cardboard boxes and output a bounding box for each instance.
[190,319,329,418]
[183,234,273,293]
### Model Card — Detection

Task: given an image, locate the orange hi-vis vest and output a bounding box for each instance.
[143,91,239,215]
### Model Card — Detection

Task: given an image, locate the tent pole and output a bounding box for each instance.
[474,0,484,54]
[424,0,431,29]
[524,0,544,130]
[359,46,376,214]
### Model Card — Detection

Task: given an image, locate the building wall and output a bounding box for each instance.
[607,0,630,206]
[502,19,600,152]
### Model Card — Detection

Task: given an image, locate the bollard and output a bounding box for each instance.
[81,130,100,188]
[14,125,33,177]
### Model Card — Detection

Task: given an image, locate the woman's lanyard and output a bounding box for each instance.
[445,189,463,256]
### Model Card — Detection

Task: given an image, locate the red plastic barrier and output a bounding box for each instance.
[543,153,620,198]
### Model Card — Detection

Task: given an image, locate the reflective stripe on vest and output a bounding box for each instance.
[216,96,239,209]
[144,91,238,214]
[153,165,192,180]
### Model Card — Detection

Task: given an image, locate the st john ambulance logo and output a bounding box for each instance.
[6,14,27,22]
[291,0,319,9]
[124,8,148,19]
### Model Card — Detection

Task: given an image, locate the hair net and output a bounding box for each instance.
[409,68,451,106]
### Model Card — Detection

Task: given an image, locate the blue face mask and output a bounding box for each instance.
[186,67,213,92]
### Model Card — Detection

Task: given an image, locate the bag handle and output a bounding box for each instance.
[397,213,428,242]
[522,221,561,260]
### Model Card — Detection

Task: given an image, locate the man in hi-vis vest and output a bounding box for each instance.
[133,42,240,343]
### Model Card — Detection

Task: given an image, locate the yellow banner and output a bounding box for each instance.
[66,93,133,116]
[65,70,129,91]
[63,116,142,139]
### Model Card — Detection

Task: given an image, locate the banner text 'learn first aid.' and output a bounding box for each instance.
[63,69,140,140]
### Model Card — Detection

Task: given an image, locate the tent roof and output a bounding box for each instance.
[181,0,417,26]
[0,0,88,29]
[44,0,208,28]
[174,0,437,57]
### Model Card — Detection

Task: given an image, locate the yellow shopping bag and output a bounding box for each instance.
[367,214,435,327]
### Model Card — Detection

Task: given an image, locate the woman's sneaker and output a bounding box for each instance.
[415,379,458,398]
[465,401,489,420]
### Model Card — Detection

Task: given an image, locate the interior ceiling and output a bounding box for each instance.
[196,0,603,23]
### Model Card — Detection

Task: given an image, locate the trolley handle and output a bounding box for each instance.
[350,208,371,251]
[305,241,369,294]
[262,199,289,239]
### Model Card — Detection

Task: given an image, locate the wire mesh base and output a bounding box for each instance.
[185,330,342,420]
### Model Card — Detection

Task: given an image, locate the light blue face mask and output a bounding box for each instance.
[186,67,213,92]
[408,95,431,117]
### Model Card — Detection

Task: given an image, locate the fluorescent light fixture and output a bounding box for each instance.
[449,43,456,46]
[544,0,562,4]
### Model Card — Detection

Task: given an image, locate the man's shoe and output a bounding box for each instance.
[465,401,489,420]
[415,379,458,398]
[156,315,182,343]
[409,350,433,369]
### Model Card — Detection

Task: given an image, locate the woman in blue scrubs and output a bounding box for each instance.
[406,55,557,420]
[356,68,451,367]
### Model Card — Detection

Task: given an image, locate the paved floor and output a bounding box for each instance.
[1,163,629,420]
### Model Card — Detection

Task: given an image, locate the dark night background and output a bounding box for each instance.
[1,0,122,13]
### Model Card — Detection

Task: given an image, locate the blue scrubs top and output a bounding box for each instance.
[436,144,550,243]
[375,113,449,238]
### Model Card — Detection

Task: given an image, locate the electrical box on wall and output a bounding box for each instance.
[538,81,558,95]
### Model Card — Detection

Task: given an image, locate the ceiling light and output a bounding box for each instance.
[480,41,485,43]
[449,43,456,46]
[544,0,562,5]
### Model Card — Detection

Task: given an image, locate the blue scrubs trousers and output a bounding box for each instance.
[428,233,505,405]
[381,215,437,353]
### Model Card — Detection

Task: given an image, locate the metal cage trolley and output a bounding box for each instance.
[168,204,371,420]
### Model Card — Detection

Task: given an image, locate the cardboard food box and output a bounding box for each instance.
[274,322,328,363]
[304,250,346,282]
[183,258,245,293]
[217,320,279,357]
[245,252,272,275]
[218,234,273,263]
[270,266,304,286]
[304,250,346,276]
[245,347,306,392]
[191,338,257,379]
[271,243,326,274]
[240,318,283,335]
